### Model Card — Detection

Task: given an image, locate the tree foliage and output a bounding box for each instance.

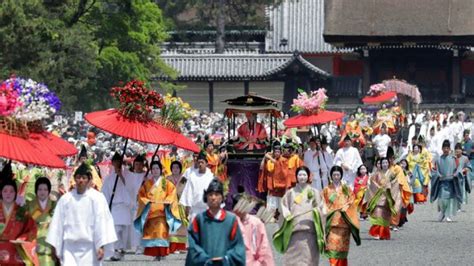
[0,0,175,111]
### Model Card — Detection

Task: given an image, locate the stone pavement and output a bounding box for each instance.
[105,199,474,266]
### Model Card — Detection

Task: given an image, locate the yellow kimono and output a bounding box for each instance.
[134,177,182,257]
[323,184,360,265]
[26,199,58,265]
[389,165,412,225]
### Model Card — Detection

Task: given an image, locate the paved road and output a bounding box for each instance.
[105,199,474,266]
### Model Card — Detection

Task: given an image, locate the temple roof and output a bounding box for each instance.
[324,0,474,45]
[159,53,330,81]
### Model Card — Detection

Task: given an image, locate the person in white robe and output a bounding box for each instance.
[304,136,333,190]
[101,153,134,261]
[333,135,363,188]
[179,152,215,220]
[372,125,391,158]
[47,163,117,266]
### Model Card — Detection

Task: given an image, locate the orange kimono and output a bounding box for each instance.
[206,153,220,176]
[0,203,38,265]
[323,185,361,266]
[134,177,182,257]
[262,157,290,197]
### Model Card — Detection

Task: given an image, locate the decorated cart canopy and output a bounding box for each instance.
[363,79,422,105]
[223,93,282,117]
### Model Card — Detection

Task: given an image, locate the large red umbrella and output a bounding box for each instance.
[0,133,66,168]
[172,132,200,153]
[28,132,77,157]
[284,110,345,128]
[84,109,175,145]
[362,91,397,104]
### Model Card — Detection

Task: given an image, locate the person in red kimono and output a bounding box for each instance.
[235,112,268,151]
[0,179,38,265]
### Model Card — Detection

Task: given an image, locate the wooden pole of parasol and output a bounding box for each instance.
[109,138,128,210]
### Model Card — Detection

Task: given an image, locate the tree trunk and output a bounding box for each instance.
[215,0,226,53]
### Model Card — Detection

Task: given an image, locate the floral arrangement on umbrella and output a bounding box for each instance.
[368,83,386,96]
[290,88,328,115]
[110,79,164,122]
[1,76,61,121]
[155,94,194,131]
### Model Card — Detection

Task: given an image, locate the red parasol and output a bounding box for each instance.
[84,109,175,145]
[28,132,77,157]
[362,91,397,104]
[172,132,200,153]
[0,133,66,168]
[284,110,345,128]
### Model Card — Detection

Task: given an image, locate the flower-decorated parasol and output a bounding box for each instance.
[0,77,66,168]
[1,76,75,158]
[85,80,175,145]
[284,88,345,128]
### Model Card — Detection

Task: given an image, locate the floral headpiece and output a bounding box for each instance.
[110,80,164,122]
[368,83,386,96]
[291,88,328,115]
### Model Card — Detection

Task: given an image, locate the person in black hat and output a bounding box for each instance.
[453,142,471,212]
[46,162,117,265]
[261,140,289,209]
[431,139,463,222]
[186,179,246,266]
[333,134,363,188]
[70,147,103,191]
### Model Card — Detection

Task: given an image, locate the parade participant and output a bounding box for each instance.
[354,165,369,220]
[323,166,361,266]
[462,129,474,168]
[453,143,471,211]
[259,142,290,210]
[134,160,182,261]
[372,124,391,158]
[361,138,376,172]
[365,158,400,240]
[431,140,463,222]
[398,159,414,227]
[340,114,365,148]
[205,141,220,176]
[69,145,103,191]
[166,161,188,254]
[373,104,396,134]
[334,135,363,188]
[235,112,268,151]
[284,142,304,187]
[304,136,333,190]
[387,147,412,230]
[0,179,38,265]
[216,145,229,182]
[186,179,246,266]
[406,144,430,203]
[101,153,133,261]
[273,166,325,266]
[180,152,215,220]
[233,194,275,266]
[125,154,148,254]
[391,101,404,126]
[47,163,117,265]
[26,177,57,265]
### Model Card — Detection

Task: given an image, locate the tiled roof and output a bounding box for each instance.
[159,53,330,81]
[265,0,351,54]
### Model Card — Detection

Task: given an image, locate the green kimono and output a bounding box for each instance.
[26,198,58,266]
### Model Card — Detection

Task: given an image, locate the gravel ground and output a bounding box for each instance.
[105,199,474,266]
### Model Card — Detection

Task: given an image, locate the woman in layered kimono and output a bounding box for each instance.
[323,166,361,266]
[406,144,430,203]
[166,161,188,254]
[134,161,182,261]
[353,165,369,220]
[26,177,58,265]
[365,158,400,240]
[273,166,325,266]
[372,104,396,135]
[0,179,38,265]
[397,160,414,227]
